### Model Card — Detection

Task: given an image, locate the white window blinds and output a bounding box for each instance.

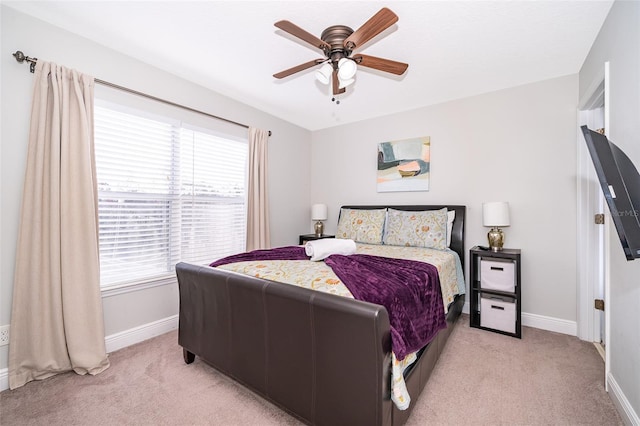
[94,104,247,287]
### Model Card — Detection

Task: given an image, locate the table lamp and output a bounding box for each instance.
[311,204,328,237]
[482,202,510,251]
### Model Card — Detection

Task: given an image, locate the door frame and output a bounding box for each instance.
[576,62,611,389]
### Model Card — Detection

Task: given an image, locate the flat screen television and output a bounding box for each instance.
[581,126,640,260]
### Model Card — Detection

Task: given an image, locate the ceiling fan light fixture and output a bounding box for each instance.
[273,8,407,96]
[315,63,333,85]
[337,58,357,80]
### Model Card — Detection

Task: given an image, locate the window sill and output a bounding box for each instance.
[101,275,177,298]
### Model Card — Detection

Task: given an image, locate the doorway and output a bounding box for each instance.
[577,62,610,389]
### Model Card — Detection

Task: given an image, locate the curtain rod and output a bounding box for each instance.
[12,51,271,137]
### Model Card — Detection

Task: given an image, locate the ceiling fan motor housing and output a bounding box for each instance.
[321,25,354,67]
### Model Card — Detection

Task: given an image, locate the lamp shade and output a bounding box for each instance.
[482,202,510,227]
[315,63,332,85]
[337,58,357,80]
[311,204,328,221]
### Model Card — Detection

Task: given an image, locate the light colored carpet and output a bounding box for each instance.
[408,317,621,425]
[0,315,622,425]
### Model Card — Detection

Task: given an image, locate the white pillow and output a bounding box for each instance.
[447,210,456,247]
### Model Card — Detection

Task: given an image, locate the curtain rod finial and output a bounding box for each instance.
[13,50,37,72]
[12,51,26,63]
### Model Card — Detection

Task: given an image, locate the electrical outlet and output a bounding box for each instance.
[0,325,9,346]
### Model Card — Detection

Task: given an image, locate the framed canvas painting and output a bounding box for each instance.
[377,136,430,192]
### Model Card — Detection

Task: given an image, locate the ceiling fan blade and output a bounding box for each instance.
[332,69,346,95]
[353,54,408,75]
[275,20,331,51]
[344,8,398,50]
[273,59,325,79]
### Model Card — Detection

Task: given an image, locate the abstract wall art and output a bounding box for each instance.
[377,136,430,192]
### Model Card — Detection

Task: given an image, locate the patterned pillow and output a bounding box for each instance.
[336,208,386,244]
[383,207,448,250]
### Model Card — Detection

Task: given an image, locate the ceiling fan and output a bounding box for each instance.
[273,7,409,96]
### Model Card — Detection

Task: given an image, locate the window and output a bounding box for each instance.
[94,103,247,287]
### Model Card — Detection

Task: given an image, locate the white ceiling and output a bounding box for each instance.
[6,1,613,131]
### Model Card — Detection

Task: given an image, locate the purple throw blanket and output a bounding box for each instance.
[210,246,308,267]
[325,254,446,359]
[210,246,446,360]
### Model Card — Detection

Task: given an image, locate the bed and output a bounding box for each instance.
[176,205,466,426]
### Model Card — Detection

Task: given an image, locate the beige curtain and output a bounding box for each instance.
[9,61,110,389]
[246,127,270,250]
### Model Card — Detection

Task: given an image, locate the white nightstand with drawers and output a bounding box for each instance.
[469,246,522,338]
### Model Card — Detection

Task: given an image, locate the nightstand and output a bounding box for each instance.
[469,246,522,338]
[299,234,335,245]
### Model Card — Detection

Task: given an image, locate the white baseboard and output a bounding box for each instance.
[0,315,179,392]
[608,373,640,426]
[463,301,577,336]
[521,312,577,336]
[105,315,178,354]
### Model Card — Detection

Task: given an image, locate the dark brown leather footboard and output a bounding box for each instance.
[177,263,464,426]
[177,262,393,425]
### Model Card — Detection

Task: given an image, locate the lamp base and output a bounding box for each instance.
[487,227,505,251]
[314,221,324,237]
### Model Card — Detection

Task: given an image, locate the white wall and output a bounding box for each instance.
[0,6,312,373]
[579,1,640,421]
[311,75,579,325]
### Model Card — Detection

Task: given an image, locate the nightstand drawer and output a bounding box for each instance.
[480,259,515,292]
[481,295,516,334]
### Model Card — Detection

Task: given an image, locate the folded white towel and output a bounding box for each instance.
[305,238,357,261]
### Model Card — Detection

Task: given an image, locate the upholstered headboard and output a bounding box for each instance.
[339,205,466,266]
